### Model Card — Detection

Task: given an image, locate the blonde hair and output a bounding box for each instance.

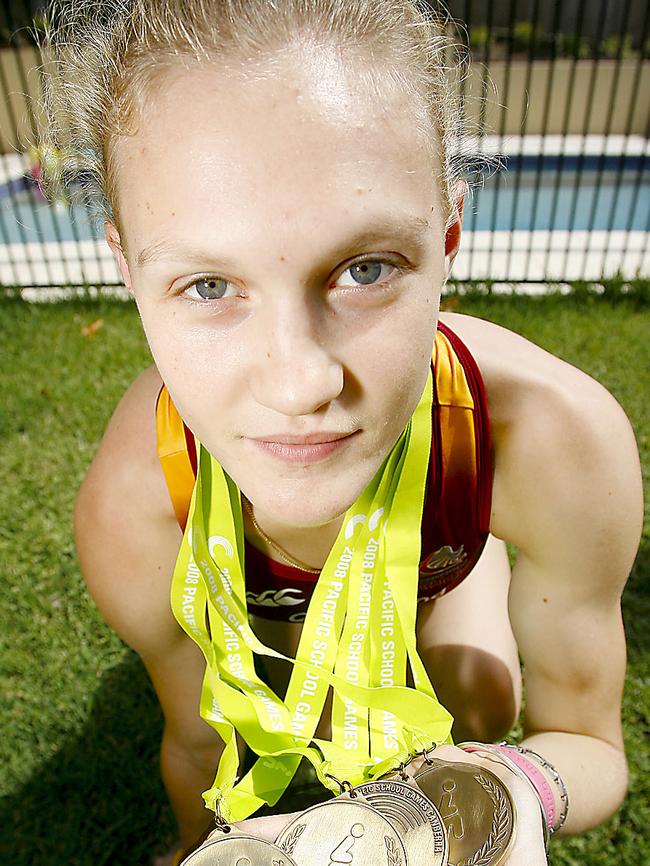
[40,0,469,229]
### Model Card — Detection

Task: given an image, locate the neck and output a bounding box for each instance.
[243,501,344,571]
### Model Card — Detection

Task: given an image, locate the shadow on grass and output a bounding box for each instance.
[0,655,175,866]
[622,537,650,660]
[0,653,328,866]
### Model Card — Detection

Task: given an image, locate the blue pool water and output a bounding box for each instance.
[1,161,648,244]
[464,166,649,232]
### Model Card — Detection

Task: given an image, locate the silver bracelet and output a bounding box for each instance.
[501,743,570,834]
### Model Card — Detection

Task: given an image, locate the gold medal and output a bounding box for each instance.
[415,758,515,866]
[181,828,299,865]
[275,797,409,865]
[356,777,448,866]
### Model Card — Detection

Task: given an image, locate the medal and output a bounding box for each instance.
[275,797,409,865]
[415,758,515,866]
[181,827,300,865]
[356,776,448,866]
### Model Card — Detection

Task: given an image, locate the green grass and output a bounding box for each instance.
[0,294,648,865]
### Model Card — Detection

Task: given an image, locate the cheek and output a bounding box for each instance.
[134,303,242,427]
[355,306,437,431]
[363,290,438,376]
[134,303,187,381]
[135,295,211,373]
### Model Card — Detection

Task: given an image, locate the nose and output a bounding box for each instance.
[250,299,344,416]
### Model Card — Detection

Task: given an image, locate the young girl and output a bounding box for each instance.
[41,1,642,864]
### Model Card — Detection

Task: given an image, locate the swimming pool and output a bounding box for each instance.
[465,158,649,233]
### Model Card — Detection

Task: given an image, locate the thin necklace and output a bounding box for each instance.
[242,497,321,574]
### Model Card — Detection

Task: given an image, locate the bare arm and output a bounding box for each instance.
[490,348,643,833]
[74,366,222,850]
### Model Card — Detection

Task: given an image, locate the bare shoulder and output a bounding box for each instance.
[441,311,643,585]
[75,364,184,658]
[440,310,623,417]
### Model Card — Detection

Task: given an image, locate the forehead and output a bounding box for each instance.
[113,48,442,249]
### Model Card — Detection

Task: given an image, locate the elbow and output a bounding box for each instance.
[562,741,629,835]
[605,744,629,818]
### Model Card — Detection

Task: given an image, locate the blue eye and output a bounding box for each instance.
[335,261,395,288]
[186,277,231,300]
[350,262,383,284]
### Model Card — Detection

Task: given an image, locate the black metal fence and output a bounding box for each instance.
[0,0,648,290]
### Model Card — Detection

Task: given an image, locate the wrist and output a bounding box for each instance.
[459,740,569,840]
[504,743,569,834]
[495,744,559,835]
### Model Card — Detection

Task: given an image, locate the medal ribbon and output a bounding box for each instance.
[170,370,453,821]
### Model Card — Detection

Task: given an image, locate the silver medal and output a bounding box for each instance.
[356,777,448,866]
[275,796,409,865]
[181,829,300,865]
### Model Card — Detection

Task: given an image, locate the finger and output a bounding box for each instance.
[230,809,302,842]
[404,742,476,776]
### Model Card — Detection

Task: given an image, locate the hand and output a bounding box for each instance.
[408,744,548,866]
[211,810,302,843]
[156,816,300,864]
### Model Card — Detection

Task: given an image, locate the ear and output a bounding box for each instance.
[104,221,133,294]
[443,184,466,277]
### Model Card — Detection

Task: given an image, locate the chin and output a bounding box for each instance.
[244,477,359,529]
[262,494,349,529]
[228,441,382,529]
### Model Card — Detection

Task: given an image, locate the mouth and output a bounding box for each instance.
[248,430,359,464]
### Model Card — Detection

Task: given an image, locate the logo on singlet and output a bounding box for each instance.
[246,588,305,608]
[420,544,467,577]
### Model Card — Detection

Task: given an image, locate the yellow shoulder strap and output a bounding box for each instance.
[155,387,196,531]
[433,326,474,409]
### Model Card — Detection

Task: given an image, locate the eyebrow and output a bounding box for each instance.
[134,214,432,270]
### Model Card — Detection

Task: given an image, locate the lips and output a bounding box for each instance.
[253,431,354,446]
[248,430,358,464]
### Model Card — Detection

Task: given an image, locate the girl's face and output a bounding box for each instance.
[107,49,460,529]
